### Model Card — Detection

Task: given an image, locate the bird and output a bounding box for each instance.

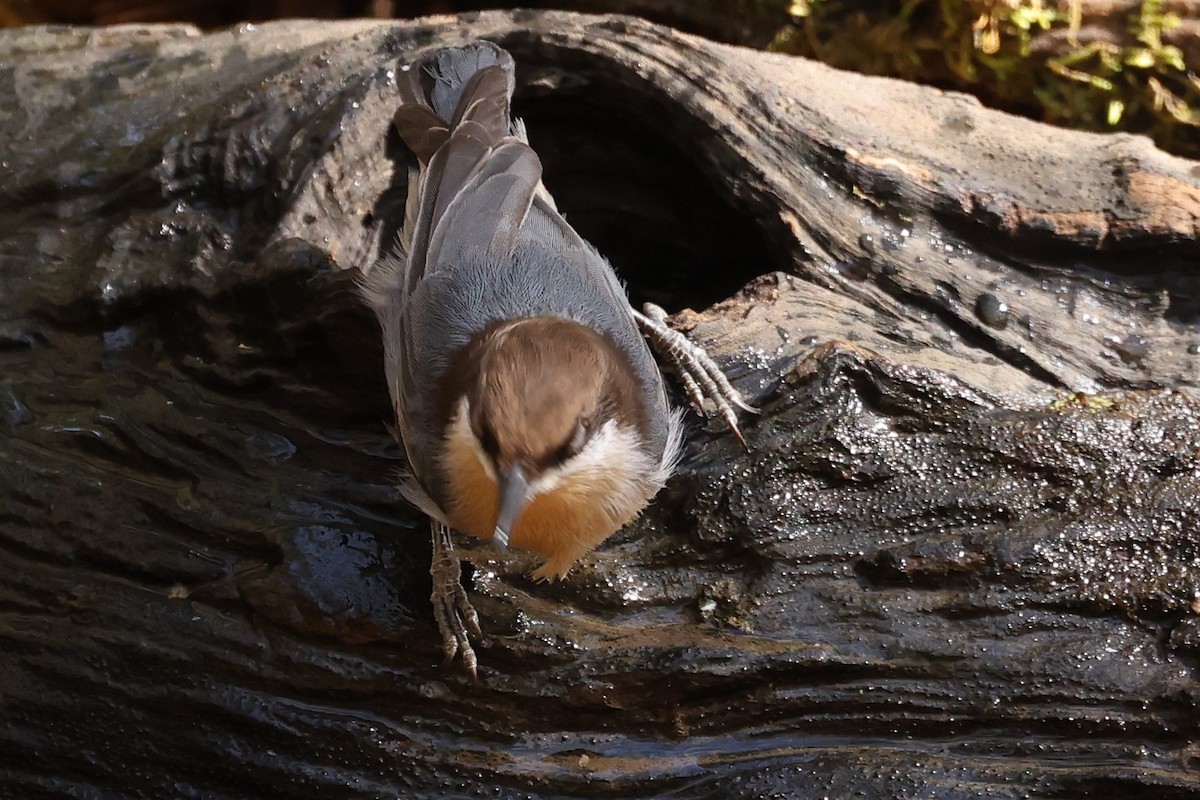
[359,42,753,677]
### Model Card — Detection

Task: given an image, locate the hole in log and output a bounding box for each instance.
[509,59,772,313]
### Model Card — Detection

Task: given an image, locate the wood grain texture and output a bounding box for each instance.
[0,11,1197,798]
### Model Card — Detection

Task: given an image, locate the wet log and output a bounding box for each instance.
[1,10,1198,798]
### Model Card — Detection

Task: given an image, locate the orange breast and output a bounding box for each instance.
[441,438,641,580]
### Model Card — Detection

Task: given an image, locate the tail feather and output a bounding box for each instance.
[363,42,541,316]
[426,120,492,227]
[391,104,447,164]
[394,42,514,162]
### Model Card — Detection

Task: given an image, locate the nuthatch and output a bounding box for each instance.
[360,42,753,676]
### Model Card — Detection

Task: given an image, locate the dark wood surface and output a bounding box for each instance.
[1,11,1198,798]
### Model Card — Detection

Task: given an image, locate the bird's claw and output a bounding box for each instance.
[430,522,482,679]
[633,302,758,447]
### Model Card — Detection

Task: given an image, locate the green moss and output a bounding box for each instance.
[770,0,1200,158]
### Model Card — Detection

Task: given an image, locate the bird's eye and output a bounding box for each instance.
[569,419,589,451]
[477,420,499,457]
[553,420,589,464]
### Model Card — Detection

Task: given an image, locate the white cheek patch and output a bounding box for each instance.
[530,419,616,495]
[530,420,664,517]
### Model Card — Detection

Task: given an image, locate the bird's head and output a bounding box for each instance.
[446,315,657,552]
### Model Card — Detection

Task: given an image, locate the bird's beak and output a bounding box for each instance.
[492,464,529,550]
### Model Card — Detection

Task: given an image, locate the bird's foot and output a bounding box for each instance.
[430,522,482,679]
[633,302,758,447]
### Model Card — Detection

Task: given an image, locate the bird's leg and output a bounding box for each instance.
[633,302,758,447]
[429,521,481,679]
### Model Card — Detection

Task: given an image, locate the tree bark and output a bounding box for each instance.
[1,11,1198,798]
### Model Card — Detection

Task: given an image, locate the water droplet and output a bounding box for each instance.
[974,292,1009,329]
